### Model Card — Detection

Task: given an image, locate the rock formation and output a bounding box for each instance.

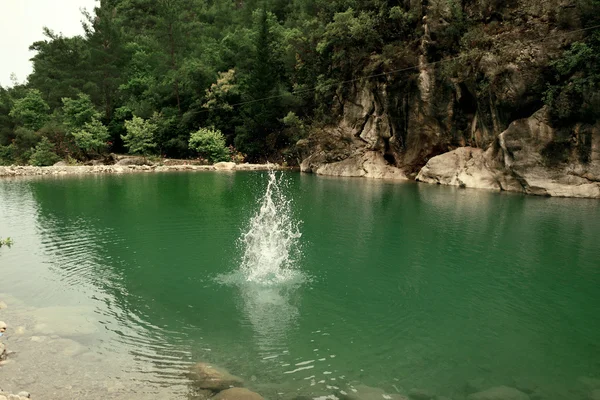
[299,0,599,198]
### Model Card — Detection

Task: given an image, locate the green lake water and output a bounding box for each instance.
[1,172,600,399]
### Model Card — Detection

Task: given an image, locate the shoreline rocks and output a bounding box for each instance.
[415,110,600,199]
[0,163,287,179]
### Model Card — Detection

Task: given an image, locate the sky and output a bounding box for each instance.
[0,0,97,87]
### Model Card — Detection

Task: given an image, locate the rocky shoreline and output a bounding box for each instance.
[0,162,287,178]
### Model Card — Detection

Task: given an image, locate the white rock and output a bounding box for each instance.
[214,162,236,170]
[316,152,407,180]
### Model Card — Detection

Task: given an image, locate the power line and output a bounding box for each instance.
[200,23,600,113]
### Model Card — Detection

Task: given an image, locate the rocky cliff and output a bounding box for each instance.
[300,0,600,198]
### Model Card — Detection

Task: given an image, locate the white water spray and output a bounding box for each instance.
[239,169,302,284]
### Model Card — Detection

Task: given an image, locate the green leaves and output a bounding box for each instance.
[62,93,101,130]
[122,116,158,155]
[29,137,60,166]
[72,119,111,156]
[9,89,50,131]
[189,127,230,163]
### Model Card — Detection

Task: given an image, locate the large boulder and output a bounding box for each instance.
[314,151,407,180]
[416,147,501,190]
[213,388,264,400]
[188,362,244,391]
[467,386,530,400]
[115,157,152,166]
[214,162,236,170]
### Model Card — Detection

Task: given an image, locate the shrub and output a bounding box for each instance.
[29,137,60,166]
[0,144,15,165]
[72,119,110,156]
[122,116,157,155]
[189,127,230,163]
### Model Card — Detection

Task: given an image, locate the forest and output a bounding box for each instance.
[0,0,598,166]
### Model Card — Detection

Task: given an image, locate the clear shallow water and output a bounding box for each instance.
[1,172,600,399]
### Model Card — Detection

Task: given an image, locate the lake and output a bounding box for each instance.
[1,172,599,399]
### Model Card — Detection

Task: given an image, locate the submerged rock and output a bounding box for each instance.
[407,388,434,400]
[465,379,487,395]
[213,388,264,400]
[467,386,530,400]
[578,377,600,391]
[0,301,7,310]
[339,384,408,400]
[512,378,538,395]
[188,362,244,391]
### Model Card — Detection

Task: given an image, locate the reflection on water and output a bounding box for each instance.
[238,283,300,353]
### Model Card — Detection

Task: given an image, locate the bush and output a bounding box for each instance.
[72,119,110,156]
[189,127,230,163]
[122,116,157,155]
[0,144,15,165]
[29,137,60,166]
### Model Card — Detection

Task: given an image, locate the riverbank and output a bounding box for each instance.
[0,162,288,178]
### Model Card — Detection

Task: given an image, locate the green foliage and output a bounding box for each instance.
[62,93,101,130]
[189,127,230,163]
[0,237,13,248]
[9,89,50,131]
[544,38,600,123]
[72,119,111,156]
[0,144,15,165]
[0,0,595,165]
[122,116,158,155]
[29,137,60,166]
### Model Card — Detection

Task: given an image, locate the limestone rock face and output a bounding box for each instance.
[213,388,265,400]
[299,0,598,198]
[416,110,600,198]
[188,362,244,391]
[467,386,530,400]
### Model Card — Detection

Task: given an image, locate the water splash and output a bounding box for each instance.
[239,169,302,284]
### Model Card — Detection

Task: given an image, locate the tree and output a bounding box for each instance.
[29,137,60,166]
[72,119,111,156]
[122,116,158,155]
[189,127,230,163]
[62,93,101,130]
[62,93,110,157]
[9,89,50,131]
[28,29,93,109]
